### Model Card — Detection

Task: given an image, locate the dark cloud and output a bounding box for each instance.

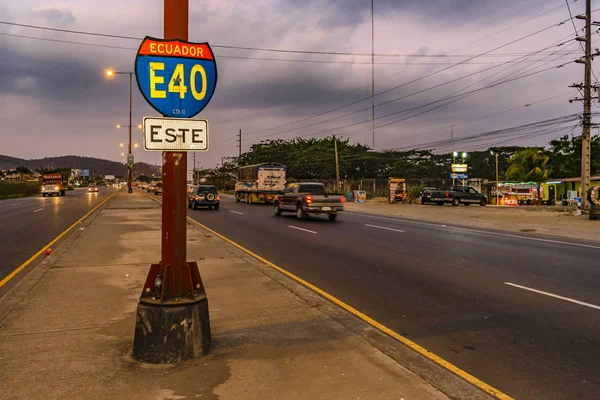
[0,0,584,166]
[29,7,76,27]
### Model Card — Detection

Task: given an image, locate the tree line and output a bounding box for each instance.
[195,134,600,186]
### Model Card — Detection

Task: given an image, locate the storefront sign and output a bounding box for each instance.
[451,164,468,173]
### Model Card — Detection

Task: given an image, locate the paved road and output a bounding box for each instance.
[183,194,599,400]
[0,187,115,292]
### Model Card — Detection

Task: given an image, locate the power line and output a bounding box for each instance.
[376,90,576,148]
[247,40,575,143]
[1,32,578,66]
[0,16,577,58]
[243,17,584,139]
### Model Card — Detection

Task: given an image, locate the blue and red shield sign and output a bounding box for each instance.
[135,36,217,118]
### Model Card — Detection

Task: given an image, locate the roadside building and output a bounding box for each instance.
[543,175,600,206]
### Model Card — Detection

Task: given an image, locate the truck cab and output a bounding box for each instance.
[41,172,66,197]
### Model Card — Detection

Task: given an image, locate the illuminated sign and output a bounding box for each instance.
[451,164,468,173]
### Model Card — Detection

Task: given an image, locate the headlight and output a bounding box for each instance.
[55,186,59,190]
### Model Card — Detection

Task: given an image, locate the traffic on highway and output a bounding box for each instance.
[144,180,600,400]
[3,1,600,398]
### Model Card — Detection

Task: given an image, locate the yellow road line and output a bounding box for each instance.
[145,190,514,400]
[0,191,118,288]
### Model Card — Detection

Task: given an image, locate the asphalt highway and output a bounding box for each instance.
[0,187,115,293]
[184,194,600,400]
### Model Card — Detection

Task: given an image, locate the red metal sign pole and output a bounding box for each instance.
[132,0,211,364]
[162,0,188,274]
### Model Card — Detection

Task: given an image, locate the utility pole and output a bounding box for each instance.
[238,129,242,158]
[371,0,375,149]
[221,156,225,190]
[580,0,592,209]
[333,135,340,191]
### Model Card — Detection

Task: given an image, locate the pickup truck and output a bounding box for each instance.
[430,186,487,206]
[274,182,344,221]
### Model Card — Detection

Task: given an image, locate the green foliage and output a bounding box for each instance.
[408,182,426,202]
[546,134,600,178]
[15,166,31,174]
[0,182,41,199]
[228,134,600,182]
[137,174,151,183]
[506,148,549,182]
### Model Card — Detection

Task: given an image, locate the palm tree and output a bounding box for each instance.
[506,148,549,205]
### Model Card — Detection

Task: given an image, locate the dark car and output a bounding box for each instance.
[154,182,163,195]
[430,186,487,206]
[188,185,220,210]
[420,187,437,204]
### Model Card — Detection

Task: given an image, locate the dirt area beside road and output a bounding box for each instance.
[344,201,600,243]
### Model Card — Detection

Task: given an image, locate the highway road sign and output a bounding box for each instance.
[135,36,217,118]
[143,116,208,151]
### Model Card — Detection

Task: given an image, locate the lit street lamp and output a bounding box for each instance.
[106,69,135,193]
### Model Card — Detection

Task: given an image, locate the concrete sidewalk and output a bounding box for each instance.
[0,191,483,399]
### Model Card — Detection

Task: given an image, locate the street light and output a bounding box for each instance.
[491,151,499,206]
[106,69,134,193]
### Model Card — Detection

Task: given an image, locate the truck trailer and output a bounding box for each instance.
[235,163,286,204]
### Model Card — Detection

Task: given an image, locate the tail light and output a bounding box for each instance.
[216,196,220,201]
[306,195,313,204]
[195,196,200,200]
[340,196,345,203]
[445,192,449,197]
[279,198,284,205]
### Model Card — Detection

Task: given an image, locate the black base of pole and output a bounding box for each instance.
[132,298,211,363]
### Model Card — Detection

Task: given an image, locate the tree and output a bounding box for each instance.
[546,134,600,178]
[137,174,151,183]
[506,148,549,205]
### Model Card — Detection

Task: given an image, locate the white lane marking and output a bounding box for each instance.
[365,224,405,233]
[59,201,65,204]
[33,208,44,213]
[288,225,318,234]
[230,210,244,215]
[504,282,600,311]
[344,211,600,250]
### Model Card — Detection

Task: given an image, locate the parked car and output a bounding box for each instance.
[154,182,163,195]
[188,185,220,210]
[430,186,487,206]
[420,187,437,204]
[274,182,344,221]
[147,183,156,193]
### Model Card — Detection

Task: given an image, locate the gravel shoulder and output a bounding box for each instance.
[344,201,600,243]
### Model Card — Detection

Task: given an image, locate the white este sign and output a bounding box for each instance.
[143,117,208,151]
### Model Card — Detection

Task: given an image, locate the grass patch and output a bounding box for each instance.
[0,182,41,200]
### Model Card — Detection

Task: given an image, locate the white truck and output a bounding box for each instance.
[235,163,286,204]
[41,172,67,197]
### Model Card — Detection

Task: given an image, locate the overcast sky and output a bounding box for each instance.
[0,0,591,169]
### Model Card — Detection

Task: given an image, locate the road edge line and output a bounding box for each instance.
[142,190,513,400]
[0,191,118,288]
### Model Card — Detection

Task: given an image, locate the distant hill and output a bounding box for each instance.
[0,155,161,178]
